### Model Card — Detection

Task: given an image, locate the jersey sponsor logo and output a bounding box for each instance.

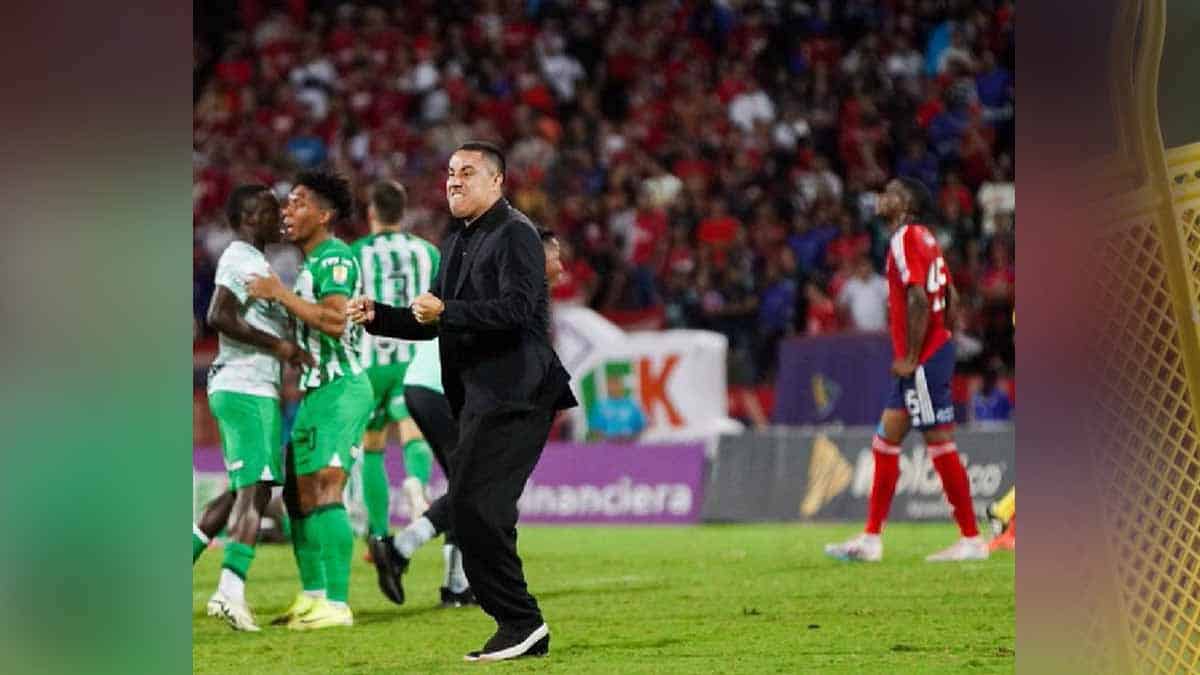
[331,264,349,285]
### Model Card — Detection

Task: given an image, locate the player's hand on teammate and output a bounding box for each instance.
[347,296,375,324]
[246,273,286,301]
[891,356,918,377]
[411,292,444,324]
[273,340,316,368]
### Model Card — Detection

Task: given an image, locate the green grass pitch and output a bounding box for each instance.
[193,523,1014,673]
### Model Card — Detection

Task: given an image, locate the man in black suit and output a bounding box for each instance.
[347,141,576,662]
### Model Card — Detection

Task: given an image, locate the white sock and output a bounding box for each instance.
[861,533,880,543]
[394,517,437,558]
[303,589,326,600]
[443,544,469,593]
[218,568,245,605]
[327,599,348,610]
[193,524,210,544]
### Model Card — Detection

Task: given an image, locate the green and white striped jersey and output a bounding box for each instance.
[208,241,289,398]
[351,231,441,368]
[294,237,365,390]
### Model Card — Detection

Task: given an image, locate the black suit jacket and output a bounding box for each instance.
[364,197,577,419]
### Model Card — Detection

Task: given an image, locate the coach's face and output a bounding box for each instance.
[446,150,502,221]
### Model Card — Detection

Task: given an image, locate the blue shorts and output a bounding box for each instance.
[885,340,956,430]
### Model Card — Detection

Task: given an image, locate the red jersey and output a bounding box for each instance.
[885,224,952,363]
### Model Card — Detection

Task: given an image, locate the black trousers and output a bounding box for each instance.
[451,405,555,629]
[403,385,458,544]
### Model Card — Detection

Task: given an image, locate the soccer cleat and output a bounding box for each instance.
[287,598,353,630]
[270,592,319,626]
[403,477,430,523]
[464,623,550,662]
[823,533,882,562]
[439,586,478,608]
[368,534,409,605]
[205,593,223,618]
[925,536,989,562]
[206,591,261,632]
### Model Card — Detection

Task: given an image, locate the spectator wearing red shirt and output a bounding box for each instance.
[939,169,974,217]
[825,212,871,271]
[980,237,1015,366]
[623,191,668,308]
[550,239,598,306]
[804,279,840,335]
[697,198,741,267]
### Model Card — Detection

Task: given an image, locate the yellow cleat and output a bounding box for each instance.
[287,598,353,631]
[271,592,319,626]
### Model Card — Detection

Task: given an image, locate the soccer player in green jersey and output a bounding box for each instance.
[350,181,441,553]
[246,171,373,630]
[196,185,313,631]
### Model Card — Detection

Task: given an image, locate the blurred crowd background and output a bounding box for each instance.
[193,0,1015,432]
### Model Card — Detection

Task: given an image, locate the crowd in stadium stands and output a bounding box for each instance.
[194,0,1015,400]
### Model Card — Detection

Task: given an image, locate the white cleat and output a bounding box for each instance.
[207,590,262,632]
[925,536,989,562]
[403,476,430,524]
[823,533,883,562]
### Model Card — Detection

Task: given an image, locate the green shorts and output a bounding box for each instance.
[365,363,411,431]
[208,390,282,490]
[291,372,374,476]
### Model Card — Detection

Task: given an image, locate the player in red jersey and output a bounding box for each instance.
[825,177,987,562]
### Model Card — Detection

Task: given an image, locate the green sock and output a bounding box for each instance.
[279,512,292,540]
[403,438,433,485]
[291,515,325,593]
[313,505,354,603]
[192,528,209,564]
[362,450,392,537]
[222,540,255,580]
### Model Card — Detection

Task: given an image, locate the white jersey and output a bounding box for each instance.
[207,241,289,398]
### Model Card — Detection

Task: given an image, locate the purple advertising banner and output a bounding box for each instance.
[772,333,893,426]
[194,441,707,525]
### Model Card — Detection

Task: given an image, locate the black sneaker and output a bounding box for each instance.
[463,623,550,662]
[439,586,478,608]
[367,535,409,605]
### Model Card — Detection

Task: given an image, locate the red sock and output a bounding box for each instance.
[865,435,902,535]
[929,442,979,537]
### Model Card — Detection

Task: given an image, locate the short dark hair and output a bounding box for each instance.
[896,177,932,218]
[369,180,407,224]
[295,170,353,222]
[226,184,271,228]
[455,140,506,176]
[538,228,558,244]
